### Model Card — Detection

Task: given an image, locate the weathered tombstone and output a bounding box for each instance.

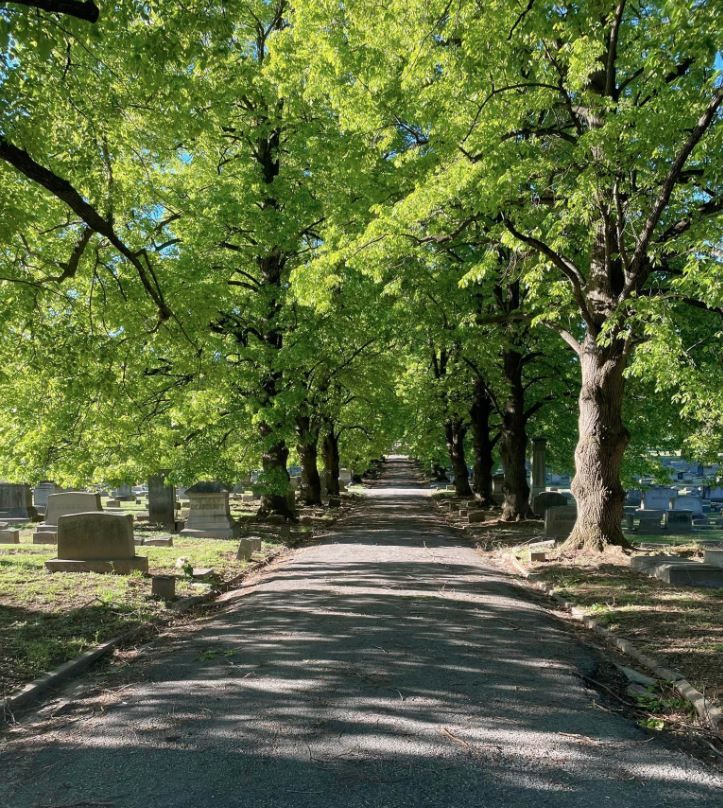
[33,481,57,511]
[624,490,642,506]
[0,483,36,522]
[105,498,121,508]
[34,491,102,543]
[663,510,694,533]
[529,438,547,506]
[0,528,20,544]
[669,495,704,515]
[704,549,723,568]
[491,474,505,495]
[543,505,577,539]
[635,509,663,534]
[641,487,675,510]
[148,472,177,531]
[631,554,723,588]
[180,481,237,539]
[237,536,262,560]
[112,484,134,502]
[532,491,567,516]
[45,512,148,574]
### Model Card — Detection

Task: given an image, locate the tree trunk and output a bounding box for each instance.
[297,416,322,507]
[445,418,472,497]
[322,428,340,498]
[259,437,295,519]
[565,336,630,551]
[470,378,496,506]
[499,349,533,520]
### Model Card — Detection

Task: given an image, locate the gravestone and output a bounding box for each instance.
[544,505,577,539]
[33,481,57,511]
[641,487,675,510]
[148,472,177,531]
[492,474,505,495]
[704,549,723,568]
[634,509,663,534]
[0,528,20,544]
[112,484,134,502]
[669,495,704,514]
[532,491,567,516]
[663,510,693,533]
[34,491,102,543]
[45,512,148,574]
[237,536,262,560]
[0,483,36,521]
[624,490,642,506]
[180,481,237,539]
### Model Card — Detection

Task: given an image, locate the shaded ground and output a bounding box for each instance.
[1,458,721,807]
[522,556,723,704]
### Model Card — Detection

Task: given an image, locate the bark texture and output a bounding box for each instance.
[469,378,496,506]
[499,348,533,520]
[322,427,340,498]
[297,416,322,507]
[445,418,473,497]
[565,336,630,550]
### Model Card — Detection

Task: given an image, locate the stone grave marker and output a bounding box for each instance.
[631,554,723,588]
[112,484,134,502]
[544,505,577,539]
[669,495,704,514]
[663,510,693,533]
[32,481,57,512]
[180,481,237,539]
[45,512,148,574]
[237,536,262,560]
[34,492,102,543]
[148,472,177,531]
[0,528,20,544]
[532,491,567,516]
[641,487,675,510]
[634,509,663,534]
[0,483,37,522]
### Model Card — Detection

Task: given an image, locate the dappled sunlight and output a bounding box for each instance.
[1,460,720,807]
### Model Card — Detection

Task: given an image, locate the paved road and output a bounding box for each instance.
[1,459,721,807]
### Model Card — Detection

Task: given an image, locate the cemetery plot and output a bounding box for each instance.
[0,533,281,700]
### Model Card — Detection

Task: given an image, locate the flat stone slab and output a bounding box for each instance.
[45,557,148,574]
[143,536,174,547]
[180,527,237,539]
[631,554,723,588]
[32,531,58,544]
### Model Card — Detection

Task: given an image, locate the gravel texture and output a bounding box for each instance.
[1,458,721,807]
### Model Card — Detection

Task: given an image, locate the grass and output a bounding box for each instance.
[0,529,284,700]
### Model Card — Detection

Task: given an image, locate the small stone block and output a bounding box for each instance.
[703,549,723,569]
[530,551,547,562]
[32,531,58,544]
[0,529,20,544]
[144,536,174,547]
[467,511,488,524]
[237,537,262,560]
[151,574,176,600]
[105,499,120,508]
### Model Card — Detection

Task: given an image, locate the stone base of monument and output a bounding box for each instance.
[45,557,149,574]
[0,528,20,543]
[631,554,723,588]
[33,528,58,544]
[237,537,262,560]
[143,536,174,547]
[704,549,723,568]
[45,512,148,575]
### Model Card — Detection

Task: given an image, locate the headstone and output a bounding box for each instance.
[663,510,693,533]
[112,484,134,502]
[492,474,505,495]
[529,438,547,505]
[634,509,663,534]
[148,472,177,531]
[467,510,489,524]
[45,512,148,574]
[544,505,577,539]
[105,498,121,508]
[532,491,567,516]
[669,495,704,514]
[180,481,237,539]
[237,536,262,560]
[34,492,102,542]
[704,549,723,568]
[152,575,176,600]
[33,481,57,510]
[624,490,642,506]
[0,528,20,544]
[0,483,36,521]
[339,469,352,485]
[641,487,675,510]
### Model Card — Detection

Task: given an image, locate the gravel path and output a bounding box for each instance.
[1,458,721,807]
